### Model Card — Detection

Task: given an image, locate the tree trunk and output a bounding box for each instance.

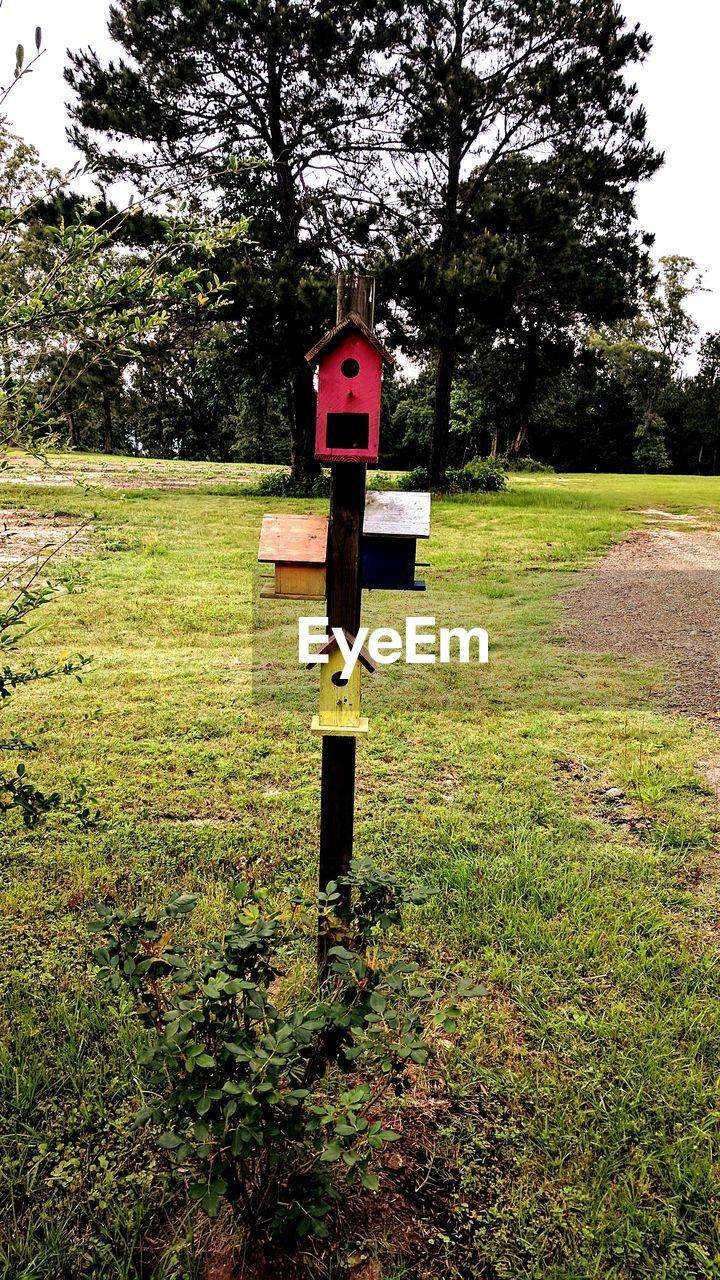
[66,389,80,448]
[290,362,318,483]
[264,37,319,486]
[102,392,113,453]
[3,359,14,440]
[508,330,540,463]
[429,341,455,488]
[427,5,466,491]
[508,421,529,461]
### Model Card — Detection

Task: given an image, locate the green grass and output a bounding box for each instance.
[2,466,720,1278]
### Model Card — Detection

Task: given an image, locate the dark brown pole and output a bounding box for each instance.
[318,273,373,970]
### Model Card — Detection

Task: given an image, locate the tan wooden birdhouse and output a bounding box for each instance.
[307,628,376,736]
[258,513,328,600]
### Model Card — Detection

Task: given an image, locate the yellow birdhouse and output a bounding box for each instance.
[258,513,328,600]
[308,629,376,736]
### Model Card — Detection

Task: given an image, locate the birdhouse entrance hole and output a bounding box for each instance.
[308,627,375,737]
[326,412,370,451]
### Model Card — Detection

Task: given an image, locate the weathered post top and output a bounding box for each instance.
[336,271,375,327]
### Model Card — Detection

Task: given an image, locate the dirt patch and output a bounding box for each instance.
[635,509,701,524]
[698,760,720,802]
[1,454,272,492]
[439,767,461,803]
[562,525,720,723]
[151,1089,464,1280]
[238,1096,459,1279]
[0,508,90,568]
[592,785,652,835]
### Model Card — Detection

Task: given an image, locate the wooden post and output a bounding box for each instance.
[336,272,375,329]
[318,274,373,969]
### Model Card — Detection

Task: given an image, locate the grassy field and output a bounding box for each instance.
[2,460,720,1278]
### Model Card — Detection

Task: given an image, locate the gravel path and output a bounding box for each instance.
[562,521,720,724]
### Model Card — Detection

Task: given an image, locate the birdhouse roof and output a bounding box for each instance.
[305,313,395,368]
[306,628,377,672]
[258,513,328,565]
[363,491,431,539]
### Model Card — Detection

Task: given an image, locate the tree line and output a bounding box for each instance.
[3,1,718,480]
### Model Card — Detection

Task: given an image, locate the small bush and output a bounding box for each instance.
[397,466,430,492]
[252,469,331,499]
[366,472,396,491]
[506,457,555,474]
[457,456,507,492]
[0,568,98,828]
[633,413,671,473]
[91,861,483,1242]
[399,457,507,494]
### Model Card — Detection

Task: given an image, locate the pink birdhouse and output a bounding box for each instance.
[305,313,394,464]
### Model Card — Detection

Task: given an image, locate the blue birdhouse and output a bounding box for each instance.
[361,491,431,592]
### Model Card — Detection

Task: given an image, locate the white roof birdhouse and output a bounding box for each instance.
[362,491,431,592]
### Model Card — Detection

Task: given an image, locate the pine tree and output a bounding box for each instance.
[387,0,661,485]
[66,0,396,481]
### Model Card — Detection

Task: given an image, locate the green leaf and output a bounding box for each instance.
[320,1142,343,1162]
[461,982,490,998]
[360,1169,380,1191]
[201,1190,220,1216]
[158,1132,182,1149]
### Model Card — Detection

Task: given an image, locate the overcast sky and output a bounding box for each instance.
[1,0,718,350]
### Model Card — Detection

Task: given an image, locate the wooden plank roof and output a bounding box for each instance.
[305,312,394,367]
[363,491,431,540]
[258,513,329,565]
[306,628,376,673]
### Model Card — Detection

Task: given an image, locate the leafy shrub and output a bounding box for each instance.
[506,457,555,474]
[366,472,396,491]
[397,466,431,492]
[252,469,331,499]
[399,457,507,494]
[91,861,483,1241]
[633,412,671,473]
[0,567,97,827]
[458,457,507,492]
